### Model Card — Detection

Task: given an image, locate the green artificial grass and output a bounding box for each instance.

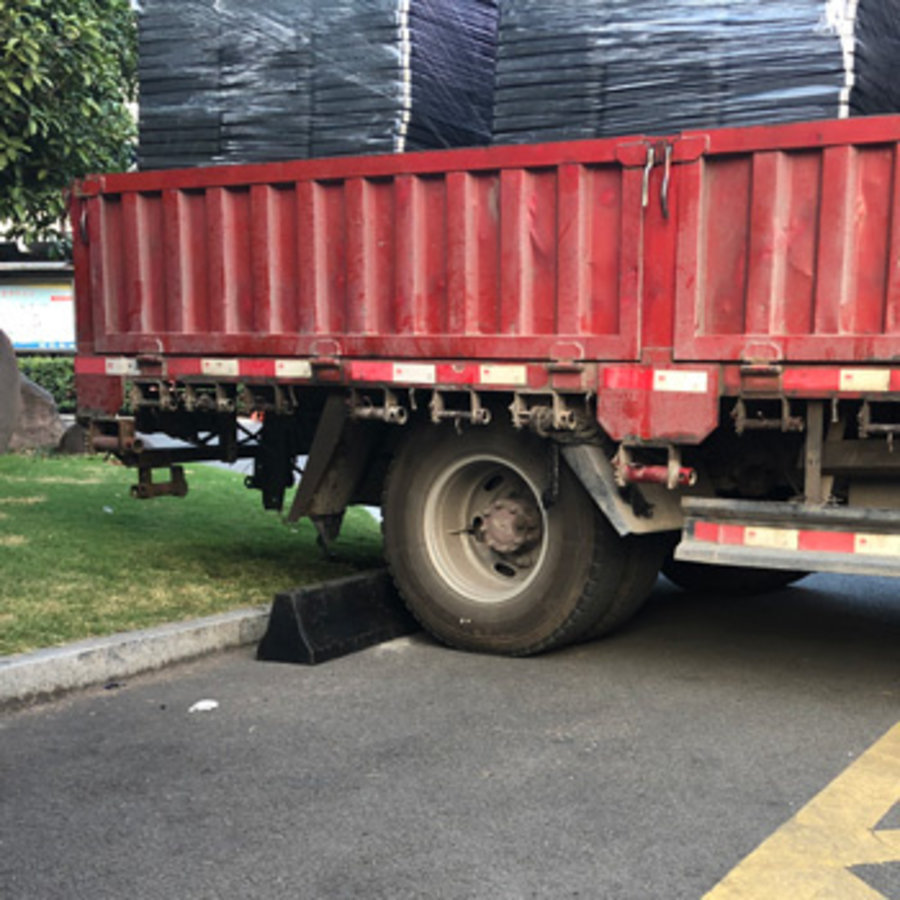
[0,453,383,655]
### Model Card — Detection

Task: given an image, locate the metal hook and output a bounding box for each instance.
[641,145,655,209]
[660,143,672,219]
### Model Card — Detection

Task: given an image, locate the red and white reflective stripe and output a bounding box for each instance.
[782,368,900,393]
[75,357,140,376]
[602,367,709,393]
[348,361,529,386]
[76,355,533,386]
[200,358,239,377]
[76,357,316,379]
[693,521,900,556]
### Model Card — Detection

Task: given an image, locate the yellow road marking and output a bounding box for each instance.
[705,722,900,899]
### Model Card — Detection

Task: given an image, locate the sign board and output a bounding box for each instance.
[0,279,75,351]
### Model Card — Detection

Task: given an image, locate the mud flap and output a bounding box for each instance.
[287,393,379,534]
[561,444,683,535]
[257,569,419,665]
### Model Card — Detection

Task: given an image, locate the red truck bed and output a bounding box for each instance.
[71,115,900,655]
[73,115,900,366]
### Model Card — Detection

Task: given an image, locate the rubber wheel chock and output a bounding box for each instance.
[256,569,419,665]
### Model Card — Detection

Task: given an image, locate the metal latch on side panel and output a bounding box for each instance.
[618,140,674,220]
[739,363,783,394]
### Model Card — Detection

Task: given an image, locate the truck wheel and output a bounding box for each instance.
[383,423,638,655]
[583,531,672,639]
[662,557,807,595]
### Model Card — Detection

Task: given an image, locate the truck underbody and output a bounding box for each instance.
[80,364,900,654]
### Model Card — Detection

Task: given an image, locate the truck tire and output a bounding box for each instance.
[383,423,649,655]
[583,531,672,640]
[662,557,807,595]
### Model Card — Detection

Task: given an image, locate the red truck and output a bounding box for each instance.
[72,114,900,655]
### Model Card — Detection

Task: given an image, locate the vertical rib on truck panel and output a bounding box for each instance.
[73,141,643,362]
[674,117,900,362]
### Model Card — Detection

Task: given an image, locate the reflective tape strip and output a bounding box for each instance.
[435,364,479,385]
[275,359,313,379]
[239,359,275,378]
[75,359,900,397]
[602,367,654,391]
[602,367,709,393]
[853,533,900,556]
[350,361,527,386]
[652,369,708,393]
[479,364,528,386]
[350,362,392,381]
[783,367,900,393]
[693,522,900,557]
[393,363,435,383]
[781,369,838,392]
[744,526,799,551]
[105,358,139,376]
[839,369,891,392]
[201,359,239,377]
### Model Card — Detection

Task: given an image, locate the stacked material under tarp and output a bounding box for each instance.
[406,0,499,150]
[492,0,847,144]
[218,1,314,163]
[850,0,900,115]
[138,0,223,169]
[309,0,498,157]
[309,1,409,157]
[138,0,499,168]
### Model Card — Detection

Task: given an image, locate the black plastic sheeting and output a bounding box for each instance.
[219,1,314,163]
[851,0,900,115]
[138,0,223,169]
[138,0,499,168]
[138,1,900,170]
[493,0,848,145]
[310,0,499,157]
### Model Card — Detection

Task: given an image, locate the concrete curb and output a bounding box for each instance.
[0,606,269,708]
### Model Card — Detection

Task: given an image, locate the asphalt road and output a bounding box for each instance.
[2,573,900,900]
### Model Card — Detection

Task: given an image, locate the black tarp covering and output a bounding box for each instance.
[310,0,499,156]
[218,1,314,163]
[492,0,847,145]
[138,0,223,169]
[851,0,900,115]
[137,0,499,168]
[138,2,886,170]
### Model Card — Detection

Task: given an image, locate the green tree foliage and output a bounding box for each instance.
[0,0,137,248]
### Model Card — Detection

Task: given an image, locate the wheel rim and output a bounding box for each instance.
[422,452,548,604]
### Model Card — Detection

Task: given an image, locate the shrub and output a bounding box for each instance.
[17,355,75,412]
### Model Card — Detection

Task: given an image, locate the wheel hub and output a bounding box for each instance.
[476,496,542,555]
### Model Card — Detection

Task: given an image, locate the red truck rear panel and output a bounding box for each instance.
[73,140,645,363]
[674,117,900,363]
[73,115,900,368]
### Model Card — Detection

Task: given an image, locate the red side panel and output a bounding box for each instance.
[673,116,900,363]
[73,140,644,363]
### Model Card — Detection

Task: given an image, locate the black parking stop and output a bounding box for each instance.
[257,569,420,665]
